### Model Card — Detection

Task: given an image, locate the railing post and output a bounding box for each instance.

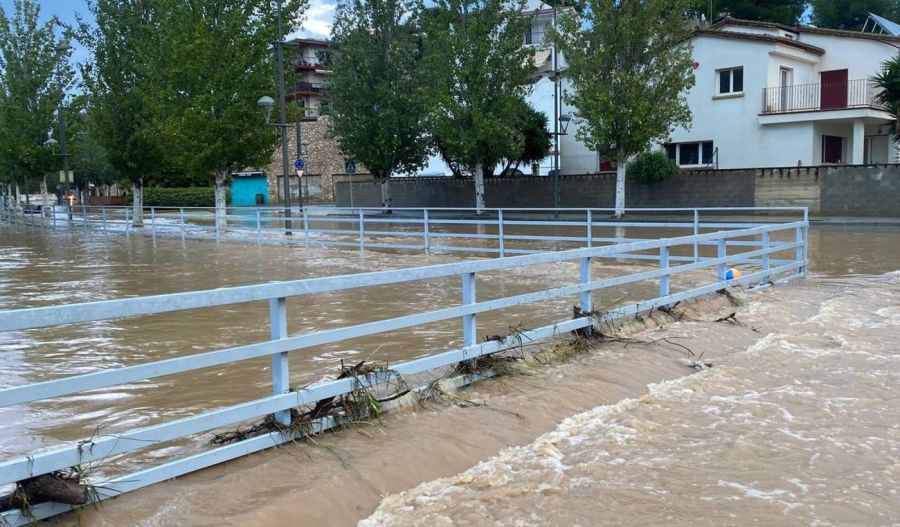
[497,209,505,257]
[586,209,592,248]
[303,209,310,247]
[214,207,220,243]
[256,209,261,244]
[579,256,592,313]
[762,231,771,283]
[102,208,108,235]
[795,224,805,276]
[180,208,186,241]
[358,209,365,250]
[693,209,700,263]
[269,297,291,426]
[461,272,476,348]
[151,207,156,240]
[717,237,727,280]
[125,208,131,237]
[83,204,88,232]
[423,209,430,254]
[659,244,670,298]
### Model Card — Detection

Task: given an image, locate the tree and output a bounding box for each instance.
[151,0,305,232]
[552,0,695,217]
[0,0,72,208]
[810,0,899,30]
[872,55,900,136]
[80,0,172,226]
[498,101,551,175]
[423,0,533,212]
[327,0,431,212]
[700,0,806,25]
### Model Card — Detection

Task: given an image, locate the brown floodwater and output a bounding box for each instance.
[1,221,899,526]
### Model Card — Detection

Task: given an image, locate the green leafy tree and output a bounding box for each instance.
[152,0,305,231]
[327,0,431,212]
[499,101,551,175]
[552,0,695,217]
[80,0,172,225]
[0,0,72,208]
[66,97,121,192]
[810,0,899,30]
[699,0,806,25]
[423,0,533,212]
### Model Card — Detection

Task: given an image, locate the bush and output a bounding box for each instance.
[627,151,678,184]
[128,187,230,207]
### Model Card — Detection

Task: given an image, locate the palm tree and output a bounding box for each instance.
[872,55,900,136]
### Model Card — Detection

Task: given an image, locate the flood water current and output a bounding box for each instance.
[1,222,899,526]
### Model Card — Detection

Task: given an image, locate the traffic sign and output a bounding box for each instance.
[294,158,305,170]
[344,160,356,174]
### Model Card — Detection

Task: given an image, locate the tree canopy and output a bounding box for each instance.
[553,0,695,216]
[327,0,431,209]
[701,0,807,25]
[423,0,533,179]
[810,0,899,31]
[0,0,73,192]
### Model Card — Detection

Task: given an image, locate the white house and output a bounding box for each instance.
[659,18,900,170]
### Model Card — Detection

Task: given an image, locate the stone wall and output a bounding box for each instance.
[335,165,900,217]
[264,116,366,203]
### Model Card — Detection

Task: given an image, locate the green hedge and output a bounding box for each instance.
[129,187,231,207]
[627,151,679,184]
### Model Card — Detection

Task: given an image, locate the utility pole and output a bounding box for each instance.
[275,0,293,234]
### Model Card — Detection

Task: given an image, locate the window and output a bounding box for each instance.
[665,141,714,167]
[717,67,743,95]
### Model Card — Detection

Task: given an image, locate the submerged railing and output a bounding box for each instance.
[0,215,807,525]
[0,203,807,258]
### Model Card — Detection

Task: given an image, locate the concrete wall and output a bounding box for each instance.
[336,165,900,217]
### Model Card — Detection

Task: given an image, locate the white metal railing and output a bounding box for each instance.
[0,214,807,525]
[0,203,807,261]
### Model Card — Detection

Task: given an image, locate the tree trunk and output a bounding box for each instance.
[614,155,627,218]
[380,179,391,214]
[14,183,21,210]
[474,163,485,214]
[40,177,49,213]
[214,170,228,233]
[132,178,144,226]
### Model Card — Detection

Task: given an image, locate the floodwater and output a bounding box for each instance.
[1,221,899,526]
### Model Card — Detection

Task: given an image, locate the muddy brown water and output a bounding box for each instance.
[1,222,899,526]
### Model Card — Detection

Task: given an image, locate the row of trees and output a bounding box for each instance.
[328,0,549,213]
[1,0,307,231]
[327,0,695,216]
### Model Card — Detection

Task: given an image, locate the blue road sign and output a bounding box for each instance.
[294,158,305,170]
[344,160,356,174]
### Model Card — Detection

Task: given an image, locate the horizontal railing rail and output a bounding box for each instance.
[0,215,808,526]
[0,203,807,260]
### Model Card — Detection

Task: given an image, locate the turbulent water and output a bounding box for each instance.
[362,273,900,526]
[1,223,899,526]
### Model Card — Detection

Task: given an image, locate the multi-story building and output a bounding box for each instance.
[287,38,333,120]
[661,17,899,169]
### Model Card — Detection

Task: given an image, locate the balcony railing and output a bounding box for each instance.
[761,79,886,115]
[293,81,324,94]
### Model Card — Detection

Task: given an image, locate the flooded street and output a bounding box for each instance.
[1,221,899,525]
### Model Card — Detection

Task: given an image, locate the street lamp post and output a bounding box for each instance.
[275,0,293,235]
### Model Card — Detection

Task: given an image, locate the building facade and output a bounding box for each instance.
[287,38,333,120]
[664,19,898,169]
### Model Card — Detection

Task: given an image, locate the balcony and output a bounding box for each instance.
[292,81,324,94]
[761,79,887,115]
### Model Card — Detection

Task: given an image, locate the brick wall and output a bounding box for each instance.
[335,164,900,217]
